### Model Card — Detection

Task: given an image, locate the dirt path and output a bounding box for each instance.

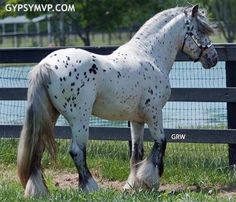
[54,172,124,190]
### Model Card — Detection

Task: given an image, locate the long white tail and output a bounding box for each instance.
[17,63,56,197]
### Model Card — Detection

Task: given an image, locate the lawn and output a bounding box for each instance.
[0,138,236,201]
[0,30,229,48]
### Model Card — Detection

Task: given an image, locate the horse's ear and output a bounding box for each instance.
[184,10,188,16]
[192,4,199,17]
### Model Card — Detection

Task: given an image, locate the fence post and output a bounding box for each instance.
[128,121,132,158]
[226,61,236,166]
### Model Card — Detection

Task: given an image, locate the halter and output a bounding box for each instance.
[181,19,212,62]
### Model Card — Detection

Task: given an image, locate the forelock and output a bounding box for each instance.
[184,7,214,35]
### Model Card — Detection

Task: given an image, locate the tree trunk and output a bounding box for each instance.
[79,29,90,46]
[84,29,90,46]
[59,12,66,46]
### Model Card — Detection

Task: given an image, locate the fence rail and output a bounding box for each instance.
[1,87,236,102]
[0,43,235,63]
[0,44,236,164]
[1,125,236,144]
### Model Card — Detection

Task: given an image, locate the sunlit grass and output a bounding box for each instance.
[0,31,230,48]
[0,138,236,201]
[0,32,132,48]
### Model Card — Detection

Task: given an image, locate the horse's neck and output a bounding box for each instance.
[132,7,182,41]
[129,13,185,75]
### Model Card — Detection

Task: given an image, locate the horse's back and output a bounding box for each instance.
[40,48,93,67]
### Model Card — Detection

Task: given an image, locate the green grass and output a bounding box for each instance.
[0,180,234,202]
[0,179,230,202]
[0,31,231,48]
[0,32,132,48]
[210,33,227,44]
[1,138,236,201]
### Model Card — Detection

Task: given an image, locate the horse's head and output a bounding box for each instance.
[181,5,218,69]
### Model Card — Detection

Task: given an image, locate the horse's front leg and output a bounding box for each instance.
[136,110,167,190]
[69,118,98,192]
[124,122,144,190]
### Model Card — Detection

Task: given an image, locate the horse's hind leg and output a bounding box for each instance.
[136,110,167,190]
[69,116,98,192]
[124,122,144,190]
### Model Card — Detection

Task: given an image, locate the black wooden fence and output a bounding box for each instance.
[0,44,236,164]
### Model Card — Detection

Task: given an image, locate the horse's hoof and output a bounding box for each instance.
[136,159,160,190]
[123,182,134,191]
[123,172,136,191]
[81,178,99,192]
[24,170,49,197]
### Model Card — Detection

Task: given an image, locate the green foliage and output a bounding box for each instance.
[0,0,21,17]
[0,0,185,46]
[1,0,229,46]
[0,0,131,45]
[202,0,236,42]
[67,0,129,45]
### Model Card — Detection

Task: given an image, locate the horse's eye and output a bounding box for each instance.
[194,35,201,43]
[193,35,198,41]
[185,19,190,24]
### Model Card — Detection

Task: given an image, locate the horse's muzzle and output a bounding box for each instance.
[200,46,218,69]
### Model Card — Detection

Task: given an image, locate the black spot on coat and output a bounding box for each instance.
[89,64,98,74]
[145,99,151,105]
[117,71,121,78]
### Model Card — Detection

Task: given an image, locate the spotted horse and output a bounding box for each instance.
[17,5,218,197]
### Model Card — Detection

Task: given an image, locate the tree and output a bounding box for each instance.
[66,0,128,46]
[0,0,22,17]
[1,0,135,46]
[0,0,185,46]
[202,0,236,42]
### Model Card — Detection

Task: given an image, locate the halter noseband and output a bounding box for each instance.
[181,19,212,62]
